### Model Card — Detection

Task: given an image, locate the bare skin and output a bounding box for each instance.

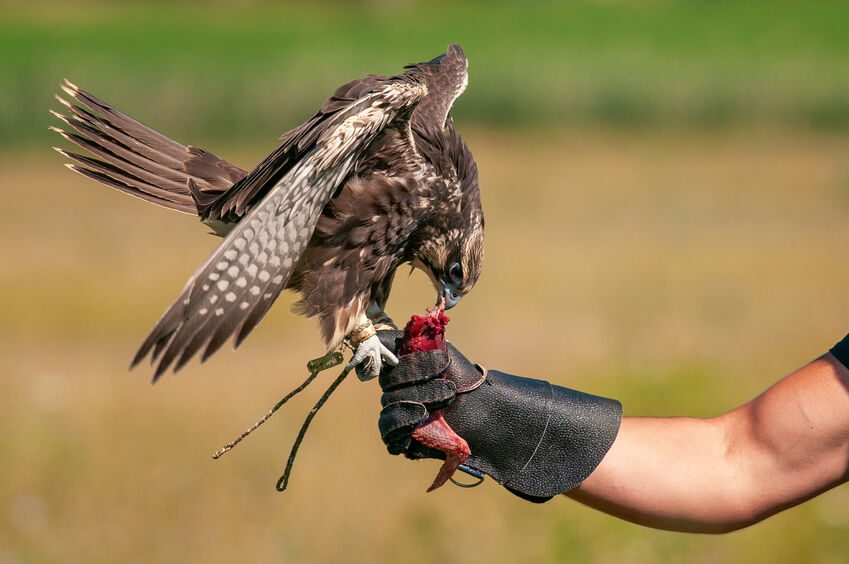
[567,353,849,533]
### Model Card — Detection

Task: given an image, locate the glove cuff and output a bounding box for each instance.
[444,370,622,501]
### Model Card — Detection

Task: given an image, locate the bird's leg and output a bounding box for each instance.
[366,300,397,331]
[345,316,398,381]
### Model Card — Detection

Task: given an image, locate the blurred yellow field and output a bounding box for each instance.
[3,127,849,562]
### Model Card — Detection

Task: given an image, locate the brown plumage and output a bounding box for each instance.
[52,44,484,381]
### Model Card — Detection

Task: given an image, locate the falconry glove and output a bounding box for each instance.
[376,330,622,503]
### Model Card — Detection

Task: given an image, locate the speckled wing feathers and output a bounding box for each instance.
[131,79,427,380]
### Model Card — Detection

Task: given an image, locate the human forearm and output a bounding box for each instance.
[567,416,753,533]
[568,353,849,533]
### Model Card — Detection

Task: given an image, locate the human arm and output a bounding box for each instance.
[378,332,849,531]
[569,352,849,533]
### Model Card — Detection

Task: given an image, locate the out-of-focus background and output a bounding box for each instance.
[3,1,849,562]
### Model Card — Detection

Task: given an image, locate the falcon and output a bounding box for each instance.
[51,44,484,381]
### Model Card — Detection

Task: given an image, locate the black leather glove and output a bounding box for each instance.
[377,330,622,503]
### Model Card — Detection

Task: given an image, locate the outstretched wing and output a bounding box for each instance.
[199,74,391,223]
[50,79,246,215]
[199,44,468,224]
[133,76,427,380]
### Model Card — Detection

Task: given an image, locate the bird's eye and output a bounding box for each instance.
[449,263,463,283]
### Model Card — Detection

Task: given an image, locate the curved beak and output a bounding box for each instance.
[439,280,462,310]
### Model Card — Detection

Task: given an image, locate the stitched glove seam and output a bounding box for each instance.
[518,380,553,474]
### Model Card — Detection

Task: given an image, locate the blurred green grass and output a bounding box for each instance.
[4,0,849,150]
[4,2,849,563]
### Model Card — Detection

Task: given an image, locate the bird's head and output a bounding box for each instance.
[412,210,484,310]
[408,100,484,310]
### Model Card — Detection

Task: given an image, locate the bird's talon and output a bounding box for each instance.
[350,333,395,381]
[361,356,376,376]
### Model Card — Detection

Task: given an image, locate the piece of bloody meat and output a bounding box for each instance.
[399,300,471,492]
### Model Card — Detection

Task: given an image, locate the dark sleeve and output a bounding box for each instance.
[829,333,849,370]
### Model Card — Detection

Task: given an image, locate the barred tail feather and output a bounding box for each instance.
[51,79,245,215]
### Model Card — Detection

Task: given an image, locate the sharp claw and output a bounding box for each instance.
[370,347,382,377]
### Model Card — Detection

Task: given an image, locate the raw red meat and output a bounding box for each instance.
[400,300,471,492]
